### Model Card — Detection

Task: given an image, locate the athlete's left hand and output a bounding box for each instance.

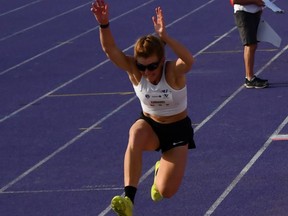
[152,7,167,38]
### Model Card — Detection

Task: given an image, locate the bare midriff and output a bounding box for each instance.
[143,110,187,124]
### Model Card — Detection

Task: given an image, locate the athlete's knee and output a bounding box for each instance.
[129,125,146,137]
[128,126,148,150]
[160,188,177,199]
[129,122,150,140]
[158,185,179,199]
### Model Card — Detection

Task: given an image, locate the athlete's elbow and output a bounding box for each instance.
[186,56,194,71]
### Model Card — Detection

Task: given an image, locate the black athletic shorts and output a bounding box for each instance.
[138,112,196,153]
[234,10,262,46]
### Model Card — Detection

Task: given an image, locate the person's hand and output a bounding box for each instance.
[152,7,167,38]
[91,0,109,25]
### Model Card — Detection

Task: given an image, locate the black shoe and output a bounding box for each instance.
[245,76,269,89]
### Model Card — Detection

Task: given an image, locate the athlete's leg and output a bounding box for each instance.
[155,145,189,198]
[111,119,159,215]
[124,119,159,188]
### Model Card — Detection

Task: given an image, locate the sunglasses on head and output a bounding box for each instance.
[136,60,160,72]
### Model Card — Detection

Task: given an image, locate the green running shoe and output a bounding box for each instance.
[151,161,163,202]
[111,196,133,216]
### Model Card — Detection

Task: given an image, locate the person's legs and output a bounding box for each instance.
[124,119,159,189]
[244,44,257,80]
[235,11,268,88]
[243,43,268,88]
[111,119,159,215]
[154,145,189,198]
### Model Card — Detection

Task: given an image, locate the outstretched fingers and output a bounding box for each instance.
[91,0,109,24]
[152,7,166,37]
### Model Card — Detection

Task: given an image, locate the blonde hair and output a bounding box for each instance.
[134,35,165,59]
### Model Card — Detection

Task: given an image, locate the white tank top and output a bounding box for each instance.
[234,4,262,13]
[133,62,187,117]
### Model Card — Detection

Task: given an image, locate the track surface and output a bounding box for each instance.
[1,1,288,215]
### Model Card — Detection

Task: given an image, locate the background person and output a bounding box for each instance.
[232,0,269,88]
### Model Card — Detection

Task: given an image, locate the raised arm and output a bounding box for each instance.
[152,7,194,74]
[91,0,132,72]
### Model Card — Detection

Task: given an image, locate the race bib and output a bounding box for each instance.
[144,91,173,107]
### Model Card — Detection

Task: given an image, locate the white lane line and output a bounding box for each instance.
[0,0,43,17]
[166,0,216,28]
[204,115,288,216]
[1,187,123,194]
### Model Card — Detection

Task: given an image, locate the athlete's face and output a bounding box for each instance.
[136,55,163,85]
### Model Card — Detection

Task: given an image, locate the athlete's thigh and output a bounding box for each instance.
[129,119,159,151]
[157,145,189,191]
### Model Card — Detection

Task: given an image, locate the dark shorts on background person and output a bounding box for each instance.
[138,112,196,153]
[234,11,262,46]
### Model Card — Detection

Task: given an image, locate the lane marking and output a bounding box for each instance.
[204,115,288,216]
[0,0,43,17]
[48,92,134,97]
[1,187,123,194]
[202,48,278,54]
[166,0,216,28]
[79,127,101,130]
